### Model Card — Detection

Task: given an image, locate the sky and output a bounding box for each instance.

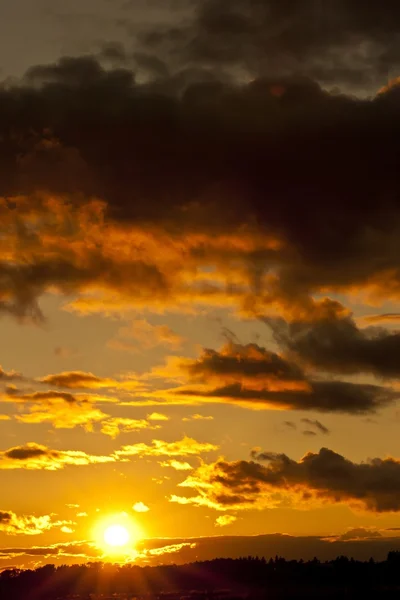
[3,0,400,569]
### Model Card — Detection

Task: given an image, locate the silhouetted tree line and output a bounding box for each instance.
[2,552,400,599]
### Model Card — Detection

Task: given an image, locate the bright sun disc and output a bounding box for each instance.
[103,524,130,547]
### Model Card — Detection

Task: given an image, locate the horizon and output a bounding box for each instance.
[2,0,400,576]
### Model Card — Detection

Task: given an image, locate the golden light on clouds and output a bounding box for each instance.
[133,502,150,513]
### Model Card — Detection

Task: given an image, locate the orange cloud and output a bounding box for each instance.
[114,436,218,459]
[183,414,214,421]
[15,399,109,431]
[38,371,115,389]
[0,443,116,470]
[147,412,170,421]
[215,515,237,527]
[100,417,161,439]
[160,460,193,471]
[37,371,144,392]
[0,509,73,536]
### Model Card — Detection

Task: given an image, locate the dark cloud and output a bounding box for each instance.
[301,419,330,435]
[0,367,22,382]
[170,342,397,413]
[184,342,304,382]
[10,390,79,404]
[185,447,400,512]
[337,528,382,542]
[5,445,48,460]
[0,512,11,524]
[2,52,400,322]
[38,371,111,390]
[266,313,400,379]
[177,380,396,414]
[0,541,101,559]
[137,0,400,90]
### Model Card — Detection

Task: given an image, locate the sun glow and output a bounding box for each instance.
[94,513,143,556]
[104,524,130,547]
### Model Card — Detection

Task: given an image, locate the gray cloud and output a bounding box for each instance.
[174,343,397,413]
[176,447,400,512]
[266,313,400,379]
[301,419,330,435]
[137,0,400,91]
[2,54,400,327]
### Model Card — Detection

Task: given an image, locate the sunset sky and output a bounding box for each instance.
[3,0,400,569]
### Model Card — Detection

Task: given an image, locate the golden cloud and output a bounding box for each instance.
[0,509,73,536]
[215,515,237,527]
[160,460,193,471]
[100,417,161,439]
[0,443,116,470]
[114,436,218,459]
[133,502,150,513]
[171,447,400,513]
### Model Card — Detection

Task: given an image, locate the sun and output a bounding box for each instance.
[93,513,144,556]
[104,524,130,548]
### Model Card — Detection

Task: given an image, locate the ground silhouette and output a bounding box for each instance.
[2,552,400,599]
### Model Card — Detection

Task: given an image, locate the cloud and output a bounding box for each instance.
[133,502,150,513]
[1,385,122,431]
[4,56,400,326]
[0,510,72,536]
[266,312,400,379]
[3,533,400,565]
[137,0,400,90]
[172,447,400,512]
[156,343,397,414]
[14,397,109,431]
[361,314,400,325]
[38,371,115,389]
[147,412,170,421]
[180,342,306,387]
[108,319,185,352]
[0,443,116,470]
[215,515,237,527]
[301,419,330,435]
[37,371,143,391]
[0,540,101,560]
[60,526,74,533]
[335,528,383,542]
[100,417,161,439]
[160,459,193,471]
[182,414,214,421]
[0,366,23,382]
[114,436,218,458]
